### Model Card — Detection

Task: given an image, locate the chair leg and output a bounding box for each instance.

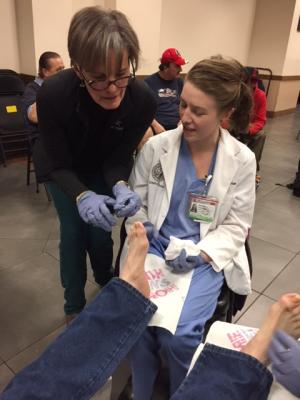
[27,151,31,185]
[44,184,51,202]
[0,141,7,167]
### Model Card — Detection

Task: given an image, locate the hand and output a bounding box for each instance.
[112,182,142,218]
[143,221,159,242]
[268,330,300,397]
[77,191,117,231]
[166,249,207,273]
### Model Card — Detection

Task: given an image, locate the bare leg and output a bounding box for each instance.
[120,221,150,298]
[241,293,300,364]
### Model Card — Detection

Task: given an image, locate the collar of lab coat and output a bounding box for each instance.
[159,126,244,232]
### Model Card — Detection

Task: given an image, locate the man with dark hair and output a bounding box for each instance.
[22,51,64,130]
[145,48,187,134]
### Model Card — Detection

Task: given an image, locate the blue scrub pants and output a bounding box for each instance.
[47,173,114,315]
[130,263,224,399]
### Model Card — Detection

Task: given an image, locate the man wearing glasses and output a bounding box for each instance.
[33,6,156,323]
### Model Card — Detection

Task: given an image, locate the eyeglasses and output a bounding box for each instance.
[79,66,135,91]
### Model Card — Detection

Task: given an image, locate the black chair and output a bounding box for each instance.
[0,70,29,167]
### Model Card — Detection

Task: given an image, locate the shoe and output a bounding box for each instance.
[255,175,261,190]
[65,313,78,326]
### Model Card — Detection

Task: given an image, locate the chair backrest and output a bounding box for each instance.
[0,71,25,95]
[0,95,27,132]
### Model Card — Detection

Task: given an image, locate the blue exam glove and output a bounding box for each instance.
[268,330,300,397]
[143,221,159,242]
[112,182,142,218]
[166,249,207,273]
[77,191,117,231]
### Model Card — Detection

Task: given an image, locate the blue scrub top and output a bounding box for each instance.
[149,137,217,258]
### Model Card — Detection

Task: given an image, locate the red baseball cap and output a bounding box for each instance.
[161,48,187,66]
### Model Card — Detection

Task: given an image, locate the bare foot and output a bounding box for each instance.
[120,222,150,298]
[241,293,300,364]
[278,303,300,340]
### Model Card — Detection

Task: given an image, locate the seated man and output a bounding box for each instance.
[22,51,64,133]
[1,222,300,400]
[145,48,187,133]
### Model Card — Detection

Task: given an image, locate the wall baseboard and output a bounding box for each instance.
[267,107,297,117]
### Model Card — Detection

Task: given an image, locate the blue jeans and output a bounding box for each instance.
[1,279,157,400]
[1,279,272,400]
[48,173,114,315]
[130,265,224,399]
[171,344,272,400]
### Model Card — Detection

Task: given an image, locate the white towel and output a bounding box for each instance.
[164,236,201,260]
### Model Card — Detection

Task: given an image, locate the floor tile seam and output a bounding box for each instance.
[44,250,59,262]
[0,237,48,242]
[0,235,50,240]
[254,186,279,200]
[254,199,300,216]
[258,253,299,295]
[234,292,263,323]
[0,249,52,275]
[259,292,277,302]
[4,322,66,367]
[249,235,296,255]
[42,219,58,253]
[1,361,15,376]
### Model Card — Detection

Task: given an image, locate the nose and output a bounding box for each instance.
[105,81,119,93]
[180,107,192,124]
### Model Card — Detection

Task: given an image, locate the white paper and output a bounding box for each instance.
[145,253,193,334]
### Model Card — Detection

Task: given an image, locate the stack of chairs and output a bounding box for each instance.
[0,69,30,166]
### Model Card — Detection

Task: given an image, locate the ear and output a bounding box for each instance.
[221,107,235,121]
[220,108,235,130]
[73,65,82,79]
[41,67,48,78]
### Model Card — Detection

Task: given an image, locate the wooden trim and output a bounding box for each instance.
[260,74,300,81]
[267,107,296,117]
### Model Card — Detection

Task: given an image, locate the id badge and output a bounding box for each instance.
[188,193,218,223]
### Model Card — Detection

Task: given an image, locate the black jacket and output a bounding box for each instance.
[34,69,156,200]
[22,80,40,134]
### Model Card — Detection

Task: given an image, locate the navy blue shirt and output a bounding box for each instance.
[145,72,183,129]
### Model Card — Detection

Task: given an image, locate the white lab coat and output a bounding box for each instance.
[125,126,256,295]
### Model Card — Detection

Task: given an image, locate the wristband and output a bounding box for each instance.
[115,180,129,187]
[76,190,89,204]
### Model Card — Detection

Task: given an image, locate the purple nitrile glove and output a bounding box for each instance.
[143,221,159,242]
[166,249,207,273]
[112,182,142,218]
[268,330,300,397]
[77,191,117,231]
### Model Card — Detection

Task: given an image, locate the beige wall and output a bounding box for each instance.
[247,0,295,74]
[159,0,257,70]
[31,0,73,71]
[283,0,300,75]
[15,0,36,75]
[117,0,162,74]
[0,0,259,76]
[0,0,20,71]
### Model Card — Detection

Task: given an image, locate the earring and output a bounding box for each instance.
[79,81,85,88]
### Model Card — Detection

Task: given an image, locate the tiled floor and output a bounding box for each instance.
[0,108,300,397]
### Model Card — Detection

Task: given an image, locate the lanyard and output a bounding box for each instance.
[201,141,219,196]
